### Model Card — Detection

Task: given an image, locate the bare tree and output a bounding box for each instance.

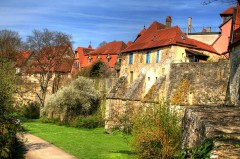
[0,30,22,62]
[202,0,238,5]
[98,41,107,48]
[26,29,73,109]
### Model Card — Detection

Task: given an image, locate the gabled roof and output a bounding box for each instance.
[75,46,94,55]
[220,6,236,16]
[90,41,127,55]
[122,21,218,54]
[24,45,74,73]
[16,50,33,67]
[127,41,133,47]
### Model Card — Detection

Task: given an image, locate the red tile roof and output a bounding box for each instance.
[139,28,146,36]
[24,45,74,73]
[235,4,240,30]
[233,4,240,44]
[122,21,218,54]
[220,6,236,15]
[90,41,127,55]
[127,41,133,47]
[16,50,33,67]
[88,44,93,49]
[75,47,94,56]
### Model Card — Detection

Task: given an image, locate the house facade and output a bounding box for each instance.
[15,46,74,104]
[187,5,240,59]
[72,41,127,76]
[71,44,94,76]
[105,18,225,130]
[120,20,220,96]
[212,6,236,58]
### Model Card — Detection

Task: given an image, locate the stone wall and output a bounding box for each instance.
[181,106,240,158]
[167,61,230,106]
[105,99,142,130]
[230,44,240,105]
[105,61,231,130]
[15,73,71,105]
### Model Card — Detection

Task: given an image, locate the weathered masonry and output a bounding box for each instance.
[105,61,230,130]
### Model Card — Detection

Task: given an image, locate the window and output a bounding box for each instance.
[129,53,133,64]
[130,71,133,83]
[107,55,111,62]
[88,56,92,63]
[140,53,143,63]
[156,50,161,63]
[16,67,21,74]
[146,51,151,64]
[74,62,78,68]
[118,58,122,64]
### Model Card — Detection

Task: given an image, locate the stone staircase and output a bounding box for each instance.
[143,75,166,102]
[107,76,127,99]
[123,73,146,100]
[181,106,240,159]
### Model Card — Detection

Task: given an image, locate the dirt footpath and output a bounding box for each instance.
[22,133,77,159]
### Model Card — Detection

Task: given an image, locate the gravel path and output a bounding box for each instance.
[22,133,77,159]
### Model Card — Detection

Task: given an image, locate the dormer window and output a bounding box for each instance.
[181,35,185,40]
[152,36,157,41]
[107,54,111,62]
[88,55,92,63]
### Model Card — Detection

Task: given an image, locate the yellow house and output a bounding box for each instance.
[119,20,220,97]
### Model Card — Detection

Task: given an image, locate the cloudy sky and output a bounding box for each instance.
[0,0,235,49]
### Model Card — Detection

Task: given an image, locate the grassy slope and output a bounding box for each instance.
[23,121,135,159]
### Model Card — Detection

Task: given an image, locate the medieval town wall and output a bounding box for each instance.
[167,61,230,105]
[230,44,240,105]
[105,61,231,129]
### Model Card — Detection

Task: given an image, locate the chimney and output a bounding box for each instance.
[187,17,192,33]
[166,16,172,28]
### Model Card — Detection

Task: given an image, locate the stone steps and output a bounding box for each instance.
[181,106,240,159]
[143,75,166,102]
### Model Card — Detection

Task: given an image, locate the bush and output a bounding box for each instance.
[132,102,181,159]
[45,76,99,121]
[0,60,15,116]
[72,115,103,129]
[0,59,23,158]
[23,102,40,119]
[0,117,22,159]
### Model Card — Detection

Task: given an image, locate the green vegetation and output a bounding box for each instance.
[132,102,182,159]
[115,101,182,159]
[180,139,214,159]
[76,61,114,78]
[23,102,40,119]
[0,59,22,158]
[44,76,100,122]
[23,120,136,159]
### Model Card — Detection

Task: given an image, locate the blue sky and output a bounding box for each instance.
[0,0,234,49]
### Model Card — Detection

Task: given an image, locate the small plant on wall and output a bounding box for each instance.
[171,78,190,105]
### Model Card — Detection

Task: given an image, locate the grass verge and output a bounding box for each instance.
[23,120,136,159]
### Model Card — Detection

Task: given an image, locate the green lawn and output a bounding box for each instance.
[23,121,136,159]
